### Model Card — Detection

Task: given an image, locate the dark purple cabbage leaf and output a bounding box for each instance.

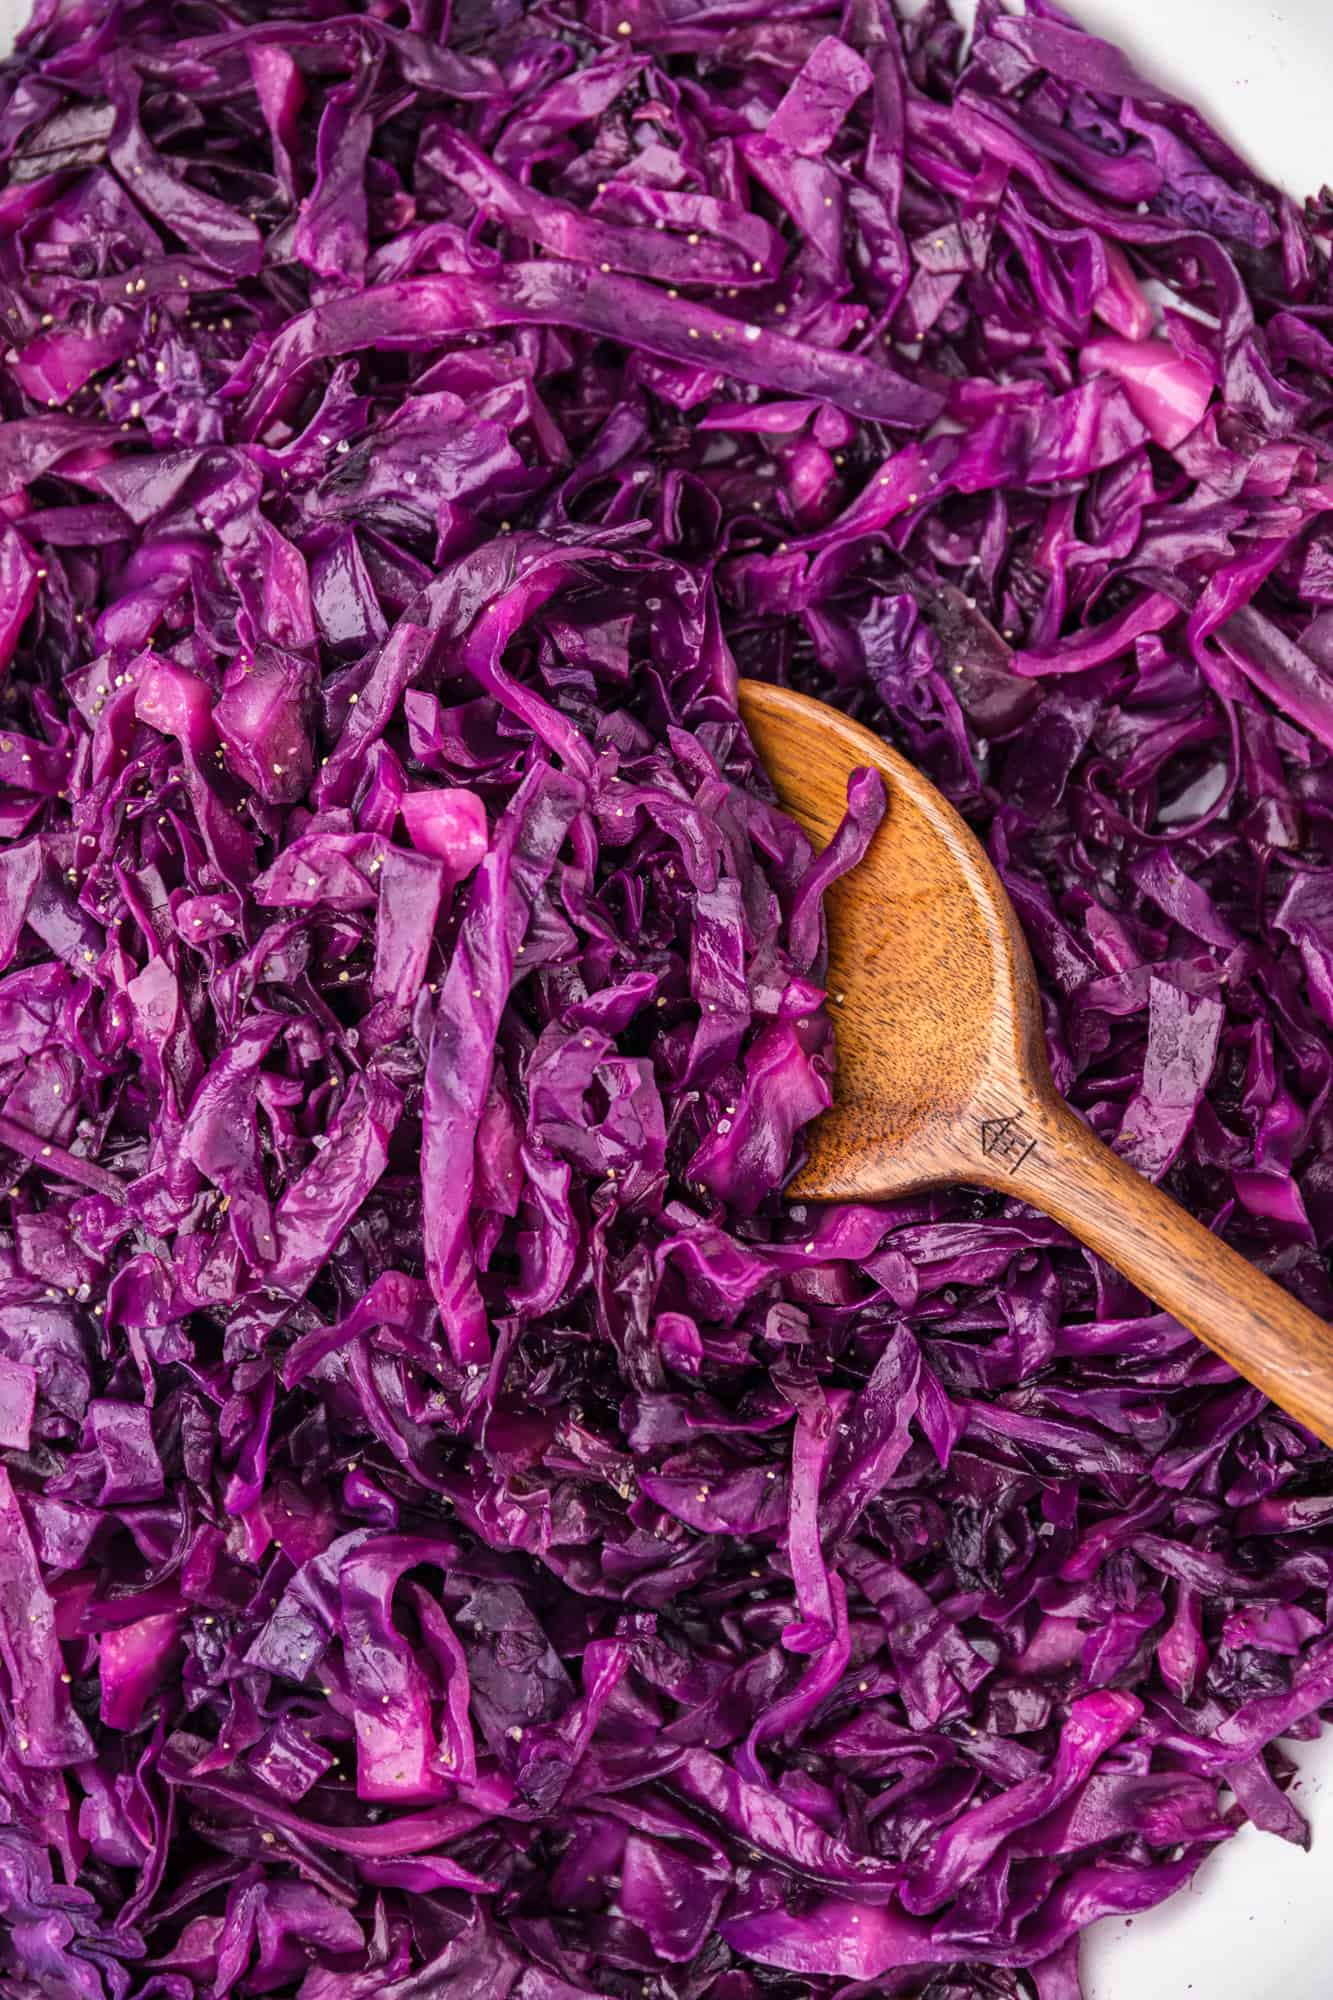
[0,2,1331,1997]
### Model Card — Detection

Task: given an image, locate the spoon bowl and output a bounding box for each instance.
[739,677,1333,1446]
[739,678,1044,1204]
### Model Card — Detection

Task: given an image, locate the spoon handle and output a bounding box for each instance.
[983,1091,1333,1444]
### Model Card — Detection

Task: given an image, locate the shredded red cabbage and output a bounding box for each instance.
[1,2,1332,1995]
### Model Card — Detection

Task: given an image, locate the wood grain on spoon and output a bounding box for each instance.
[738,677,1333,1446]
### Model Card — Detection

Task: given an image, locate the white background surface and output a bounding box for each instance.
[1,0,1331,1993]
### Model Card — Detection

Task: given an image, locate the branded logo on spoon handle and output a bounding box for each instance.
[979,1113,1037,1173]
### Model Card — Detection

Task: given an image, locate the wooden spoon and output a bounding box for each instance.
[738,677,1333,1445]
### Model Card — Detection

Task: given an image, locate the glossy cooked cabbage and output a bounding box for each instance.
[0,2,1331,1996]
